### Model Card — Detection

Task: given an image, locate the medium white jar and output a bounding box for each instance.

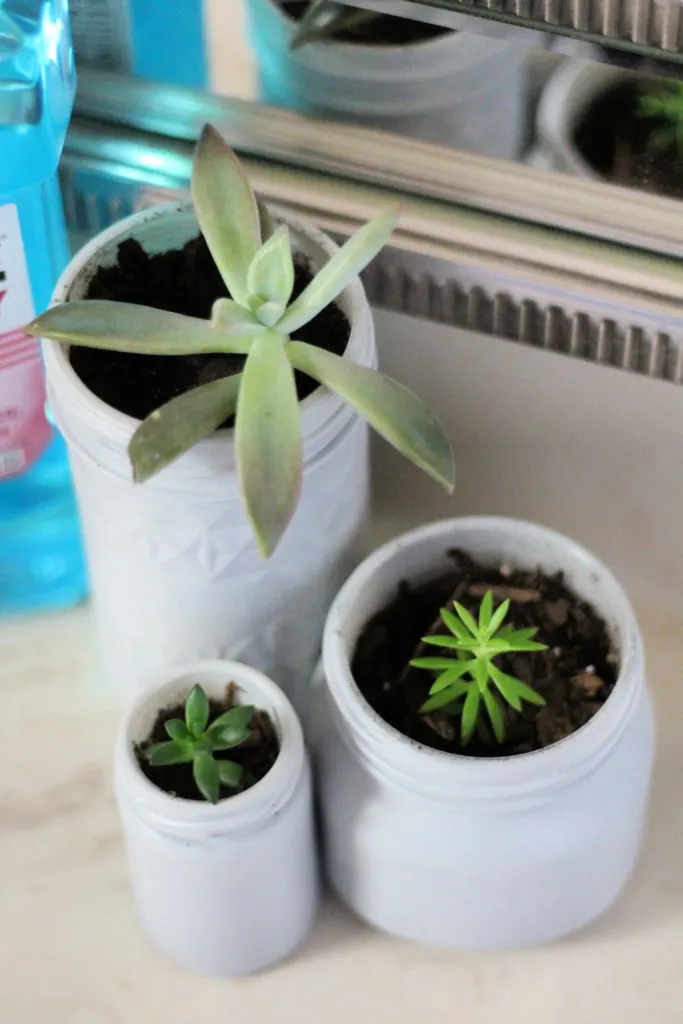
[314,517,655,949]
[245,0,535,159]
[533,61,630,178]
[115,660,319,976]
[43,201,375,713]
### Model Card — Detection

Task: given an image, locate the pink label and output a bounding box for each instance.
[0,327,51,478]
[0,204,50,480]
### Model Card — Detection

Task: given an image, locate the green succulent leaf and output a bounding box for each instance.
[236,331,302,557]
[488,663,546,708]
[289,0,378,49]
[145,740,193,766]
[428,661,476,693]
[247,225,294,323]
[461,685,481,745]
[409,656,469,671]
[483,638,516,653]
[287,341,454,492]
[419,680,470,713]
[217,760,244,788]
[421,634,464,650]
[478,590,493,631]
[250,299,287,328]
[504,637,548,653]
[482,687,506,743]
[487,663,522,711]
[186,684,210,738]
[211,298,262,340]
[472,657,489,692]
[487,597,511,637]
[453,601,479,639]
[191,124,261,306]
[496,624,539,643]
[193,751,220,803]
[206,706,254,750]
[207,704,255,735]
[129,374,242,483]
[278,206,400,336]
[165,718,192,742]
[26,301,248,356]
[440,606,469,641]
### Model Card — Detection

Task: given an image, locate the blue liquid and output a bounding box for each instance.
[70,0,207,88]
[130,0,206,88]
[0,0,87,616]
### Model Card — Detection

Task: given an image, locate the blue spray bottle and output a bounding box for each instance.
[0,0,87,615]
[69,0,207,88]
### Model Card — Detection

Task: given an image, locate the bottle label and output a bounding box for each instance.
[0,204,51,480]
[69,0,133,72]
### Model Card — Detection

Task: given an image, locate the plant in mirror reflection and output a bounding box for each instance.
[411,591,547,746]
[638,79,683,159]
[143,684,254,804]
[27,123,454,557]
[289,0,380,49]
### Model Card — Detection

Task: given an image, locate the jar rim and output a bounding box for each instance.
[115,660,306,838]
[322,516,645,802]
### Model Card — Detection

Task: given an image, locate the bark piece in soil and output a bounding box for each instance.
[352,548,619,757]
[573,81,683,200]
[70,233,351,422]
[137,682,280,801]
[280,0,449,45]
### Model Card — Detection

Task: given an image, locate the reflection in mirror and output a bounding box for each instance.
[67,1,683,209]
[203,1,683,207]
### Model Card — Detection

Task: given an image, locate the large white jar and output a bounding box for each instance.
[42,201,375,714]
[314,517,655,949]
[114,660,319,975]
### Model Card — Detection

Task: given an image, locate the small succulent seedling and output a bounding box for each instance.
[411,591,547,745]
[290,0,379,49]
[143,684,254,803]
[27,124,453,558]
[638,80,683,159]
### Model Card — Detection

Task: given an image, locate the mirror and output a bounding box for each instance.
[65,0,683,244]
[188,0,683,206]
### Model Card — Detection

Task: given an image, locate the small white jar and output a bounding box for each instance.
[314,517,655,949]
[115,660,319,976]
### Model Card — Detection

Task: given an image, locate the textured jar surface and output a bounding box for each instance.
[314,517,655,949]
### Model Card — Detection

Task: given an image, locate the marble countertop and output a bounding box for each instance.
[2,589,682,1023]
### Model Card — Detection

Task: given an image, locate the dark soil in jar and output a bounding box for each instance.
[70,233,351,423]
[137,682,280,801]
[352,549,619,757]
[573,81,683,200]
[280,0,449,45]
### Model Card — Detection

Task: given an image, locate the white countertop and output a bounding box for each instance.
[3,312,683,1022]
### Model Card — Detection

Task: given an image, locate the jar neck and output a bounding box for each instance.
[115,661,306,840]
[322,516,646,806]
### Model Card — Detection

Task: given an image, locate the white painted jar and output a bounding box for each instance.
[43,201,375,713]
[245,0,536,159]
[314,517,655,949]
[115,660,319,976]
[533,61,630,178]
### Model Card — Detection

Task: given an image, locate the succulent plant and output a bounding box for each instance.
[638,79,683,158]
[143,684,254,803]
[411,590,547,745]
[289,0,379,49]
[27,123,454,557]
